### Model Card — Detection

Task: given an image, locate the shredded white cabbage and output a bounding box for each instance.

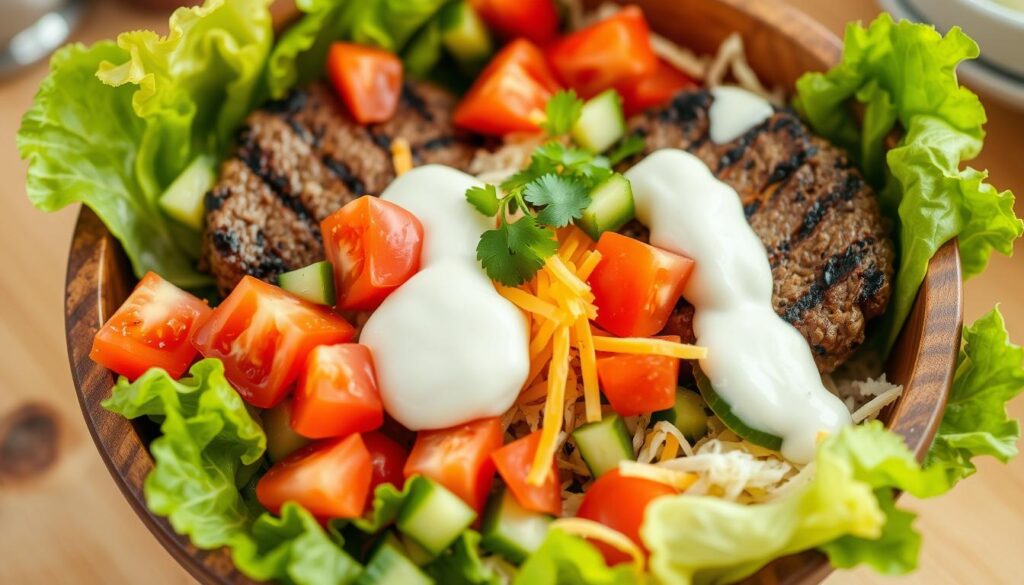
[658,439,795,501]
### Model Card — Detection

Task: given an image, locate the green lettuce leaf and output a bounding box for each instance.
[17,0,273,288]
[927,308,1024,483]
[515,529,636,585]
[267,0,450,99]
[103,359,362,585]
[425,530,502,585]
[794,14,1022,350]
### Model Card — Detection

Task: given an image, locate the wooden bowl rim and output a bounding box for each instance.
[61,1,964,583]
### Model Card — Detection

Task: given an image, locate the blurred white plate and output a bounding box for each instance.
[878,0,1024,110]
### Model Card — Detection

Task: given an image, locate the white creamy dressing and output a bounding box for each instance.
[708,86,774,144]
[359,165,530,430]
[625,150,850,463]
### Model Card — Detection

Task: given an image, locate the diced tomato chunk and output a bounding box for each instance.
[454,39,561,135]
[326,43,403,124]
[545,6,657,99]
[619,59,697,116]
[403,417,503,512]
[576,469,676,565]
[362,431,409,507]
[290,344,383,439]
[321,196,424,311]
[596,335,681,417]
[191,276,355,408]
[470,0,560,45]
[492,430,561,516]
[256,434,372,519]
[90,272,211,380]
[588,232,694,338]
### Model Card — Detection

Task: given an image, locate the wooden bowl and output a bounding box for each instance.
[62,0,964,583]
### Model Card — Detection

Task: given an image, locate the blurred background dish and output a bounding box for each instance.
[880,0,1024,109]
[0,0,85,77]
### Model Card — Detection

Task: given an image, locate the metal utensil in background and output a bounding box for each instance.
[0,0,86,77]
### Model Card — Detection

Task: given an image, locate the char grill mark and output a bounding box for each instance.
[628,90,895,373]
[202,81,478,295]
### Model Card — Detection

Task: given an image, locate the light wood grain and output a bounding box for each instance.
[0,0,1020,583]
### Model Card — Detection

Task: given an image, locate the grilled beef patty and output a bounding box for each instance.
[202,82,479,295]
[624,90,894,373]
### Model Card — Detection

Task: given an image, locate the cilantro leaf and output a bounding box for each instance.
[523,174,590,227]
[466,184,500,216]
[476,218,557,285]
[541,90,584,136]
[607,134,647,165]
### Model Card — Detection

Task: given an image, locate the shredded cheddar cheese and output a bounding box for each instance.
[529,326,570,486]
[592,335,708,360]
[620,460,699,490]
[391,138,413,175]
[550,518,646,572]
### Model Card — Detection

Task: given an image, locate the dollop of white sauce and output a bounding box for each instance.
[708,86,774,144]
[625,150,850,463]
[359,165,530,430]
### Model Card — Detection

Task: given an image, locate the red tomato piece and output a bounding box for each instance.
[191,276,355,408]
[492,430,561,516]
[453,39,562,135]
[363,431,409,506]
[90,272,211,380]
[326,42,403,124]
[588,232,694,338]
[321,196,424,311]
[545,6,657,99]
[576,470,676,565]
[470,0,560,45]
[596,335,681,417]
[403,417,504,512]
[620,59,697,116]
[256,434,372,519]
[290,344,383,439]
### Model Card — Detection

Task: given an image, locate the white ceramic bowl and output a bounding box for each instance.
[907,0,1024,78]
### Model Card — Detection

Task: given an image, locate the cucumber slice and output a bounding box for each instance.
[651,389,709,441]
[694,368,783,451]
[398,532,435,567]
[159,156,216,230]
[577,173,635,240]
[480,489,552,563]
[572,414,634,477]
[278,261,336,306]
[261,399,311,463]
[358,540,434,585]
[439,1,493,73]
[571,90,626,153]
[397,478,477,555]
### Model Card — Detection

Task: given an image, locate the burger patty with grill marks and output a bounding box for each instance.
[622,89,894,373]
[201,82,480,296]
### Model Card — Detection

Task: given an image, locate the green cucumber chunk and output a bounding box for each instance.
[577,174,635,240]
[159,155,216,230]
[651,388,709,441]
[357,540,434,585]
[396,478,477,555]
[571,413,634,477]
[439,1,493,72]
[694,368,783,451]
[261,398,311,463]
[398,532,435,566]
[480,489,552,563]
[278,260,336,306]
[571,89,626,153]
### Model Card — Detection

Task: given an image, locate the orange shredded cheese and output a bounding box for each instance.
[661,434,680,461]
[529,326,570,485]
[573,317,601,423]
[592,336,708,360]
[390,138,412,175]
[497,285,563,323]
[550,518,645,572]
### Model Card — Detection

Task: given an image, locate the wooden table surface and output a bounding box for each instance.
[0,0,1020,583]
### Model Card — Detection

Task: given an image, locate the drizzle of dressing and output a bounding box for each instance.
[359,165,530,430]
[625,150,850,463]
[708,86,774,144]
